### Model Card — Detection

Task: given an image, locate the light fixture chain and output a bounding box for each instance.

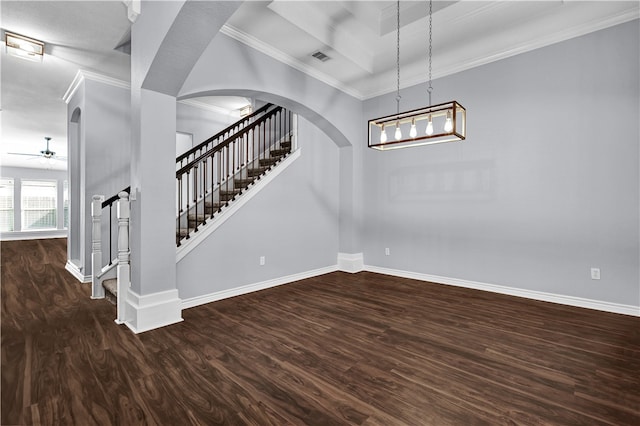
[427,0,433,106]
[396,0,401,114]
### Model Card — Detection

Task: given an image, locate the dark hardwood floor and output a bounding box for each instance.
[2,238,639,425]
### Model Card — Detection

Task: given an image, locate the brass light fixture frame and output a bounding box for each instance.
[5,31,45,62]
[368,0,466,151]
[368,101,466,150]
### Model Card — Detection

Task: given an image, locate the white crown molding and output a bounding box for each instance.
[181,264,338,310]
[122,0,140,23]
[63,70,130,104]
[365,265,640,317]
[363,10,640,100]
[220,24,364,100]
[362,8,640,100]
[178,98,241,118]
[222,8,639,102]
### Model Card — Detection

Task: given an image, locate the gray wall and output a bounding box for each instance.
[176,101,237,149]
[181,32,364,254]
[66,78,131,277]
[177,117,339,300]
[362,20,639,306]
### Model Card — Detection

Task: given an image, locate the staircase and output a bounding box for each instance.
[175,103,294,246]
[93,103,296,317]
[90,189,131,323]
[176,139,292,243]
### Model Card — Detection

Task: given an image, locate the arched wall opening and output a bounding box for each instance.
[178,89,352,149]
[68,107,84,269]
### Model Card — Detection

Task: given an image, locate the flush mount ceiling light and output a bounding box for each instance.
[368,0,466,150]
[5,31,45,62]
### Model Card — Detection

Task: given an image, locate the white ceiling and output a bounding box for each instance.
[1,1,638,171]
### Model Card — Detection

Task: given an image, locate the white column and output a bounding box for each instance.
[90,195,104,298]
[116,191,130,325]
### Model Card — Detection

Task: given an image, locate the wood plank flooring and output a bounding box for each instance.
[2,238,639,425]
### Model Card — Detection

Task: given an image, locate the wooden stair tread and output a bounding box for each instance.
[234,178,255,188]
[259,158,278,166]
[220,189,242,195]
[248,166,269,177]
[270,148,290,157]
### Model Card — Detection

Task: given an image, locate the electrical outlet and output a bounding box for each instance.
[385,247,390,256]
[260,256,265,266]
[591,268,600,280]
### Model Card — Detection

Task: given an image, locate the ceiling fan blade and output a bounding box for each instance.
[6,152,39,157]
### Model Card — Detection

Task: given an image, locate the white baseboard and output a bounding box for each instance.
[182,264,338,310]
[65,261,91,283]
[176,149,302,263]
[365,265,640,317]
[124,288,183,333]
[1,230,67,241]
[337,252,364,273]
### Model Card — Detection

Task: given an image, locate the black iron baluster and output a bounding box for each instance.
[224,144,229,206]
[108,203,113,265]
[210,153,214,219]
[202,159,207,226]
[185,169,190,240]
[193,165,199,233]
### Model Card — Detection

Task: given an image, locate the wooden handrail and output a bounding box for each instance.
[176,103,274,164]
[101,186,131,209]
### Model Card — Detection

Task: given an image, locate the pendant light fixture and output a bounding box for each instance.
[368,0,466,150]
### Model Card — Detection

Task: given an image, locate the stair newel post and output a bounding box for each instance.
[91,195,105,299]
[115,191,130,325]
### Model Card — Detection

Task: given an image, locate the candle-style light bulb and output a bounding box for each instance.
[409,118,417,138]
[394,121,402,140]
[426,115,434,136]
[444,110,453,132]
[380,124,387,143]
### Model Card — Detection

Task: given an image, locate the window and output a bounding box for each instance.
[63,180,69,229]
[0,178,14,232]
[22,180,57,230]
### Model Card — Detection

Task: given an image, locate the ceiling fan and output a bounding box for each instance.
[7,137,67,164]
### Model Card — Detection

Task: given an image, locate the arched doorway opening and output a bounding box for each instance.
[67,107,84,271]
